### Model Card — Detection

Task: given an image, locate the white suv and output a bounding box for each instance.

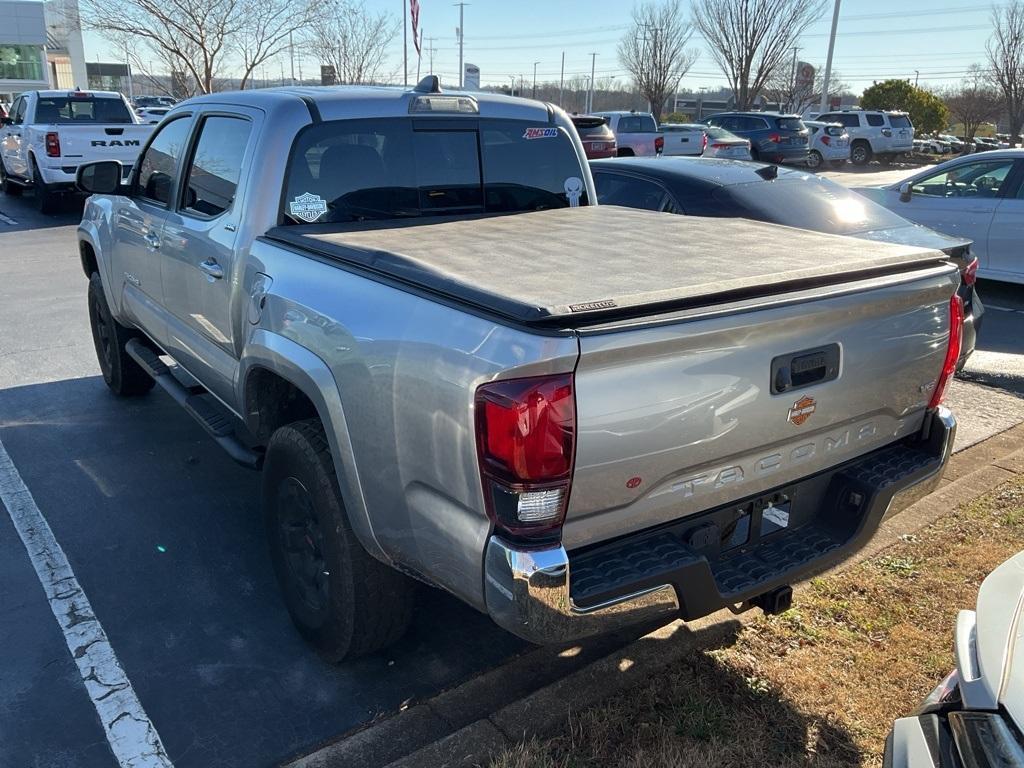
[815,109,915,166]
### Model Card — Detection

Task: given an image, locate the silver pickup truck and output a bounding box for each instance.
[75,80,960,661]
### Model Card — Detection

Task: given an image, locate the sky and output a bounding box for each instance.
[82,0,996,94]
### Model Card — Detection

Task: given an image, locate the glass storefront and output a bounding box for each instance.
[0,44,45,82]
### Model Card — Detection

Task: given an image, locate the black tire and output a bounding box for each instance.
[0,158,22,196]
[31,157,59,214]
[87,273,155,396]
[806,150,823,170]
[850,141,872,166]
[263,419,416,662]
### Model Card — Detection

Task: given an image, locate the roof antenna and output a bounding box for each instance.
[755,164,778,181]
[414,75,442,94]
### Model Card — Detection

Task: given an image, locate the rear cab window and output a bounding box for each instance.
[616,115,657,133]
[33,94,133,124]
[282,118,589,224]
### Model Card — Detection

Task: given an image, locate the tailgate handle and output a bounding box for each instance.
[771,344,840,395]
[105,128,124,135]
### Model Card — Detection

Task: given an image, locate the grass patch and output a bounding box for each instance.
[489,477,1024,768]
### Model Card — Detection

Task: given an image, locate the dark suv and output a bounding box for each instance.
[704,112,809,164]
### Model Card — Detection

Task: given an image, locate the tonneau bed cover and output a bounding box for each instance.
[265,205,948,326]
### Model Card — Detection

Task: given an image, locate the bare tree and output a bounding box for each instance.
[988,1,1024,145]
[309,0,399,85]
[80,0,244,94]
[764,64,849,114]
[693,0,827,110]
[618,1,697,121]
[945,63,1004,140]
[235,0,315,90]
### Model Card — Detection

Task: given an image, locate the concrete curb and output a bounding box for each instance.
[286,424,1024,768]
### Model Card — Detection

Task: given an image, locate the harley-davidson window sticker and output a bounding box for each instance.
[523,127,559,139]
[289,192,328,223]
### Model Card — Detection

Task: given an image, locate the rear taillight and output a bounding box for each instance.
[710,143,729,149]
[701,132,708,152]
[821,135,831,146]
[476,374,576,543]
[928,295,964,409]
[768,133,781,143]
[963,256,979,286]
[655,135,664,154]
[45,132,60,157]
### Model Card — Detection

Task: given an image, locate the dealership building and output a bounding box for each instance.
[0,0,87,104]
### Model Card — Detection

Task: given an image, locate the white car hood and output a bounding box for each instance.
[962,550,1024,725]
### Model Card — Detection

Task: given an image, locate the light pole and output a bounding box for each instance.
[559,51,565,108]
[532,61,539,99]
[455,2,468,88]
[508,74,515,97]
[914,70,920,87]
[818,0,841,114]
[587,52,598,112]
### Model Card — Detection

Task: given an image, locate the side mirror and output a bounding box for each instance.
[77,160,124,195]
[898,181,913,203]
[0,116,11,127]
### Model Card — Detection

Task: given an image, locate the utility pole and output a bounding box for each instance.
[697,86,707,121]
[125,44,133,100]
[455,2,467,88]
[789,46,799,112]
[289,31,295,85]
[559,51,565,107]
[587,52,597,112]
[426,37,438,74]
[403,0,408,86]
[532,61,539,99]
[508,74,515,97]
[914,70,920,87]
[818,0,841,114]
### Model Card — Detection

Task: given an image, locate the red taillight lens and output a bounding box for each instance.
[821,135,831,146]
[768,133,781,143]
[475,374,576,541]
[928,295,964,409]
[963,256,979,286]
[710,143,729,149]
[655,136,664,153]
[45,132,60,157]
[702,132,708,151]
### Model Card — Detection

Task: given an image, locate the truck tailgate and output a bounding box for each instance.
[563,263,959,549]
[47,125,152,165]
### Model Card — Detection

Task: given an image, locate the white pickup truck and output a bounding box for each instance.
[0,89,154,213]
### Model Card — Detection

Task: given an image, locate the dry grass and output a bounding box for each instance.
[490,478,1024,768]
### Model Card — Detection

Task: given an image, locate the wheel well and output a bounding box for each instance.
[80,241,98,279]
[245,367,320,444]
[617,147,635,157]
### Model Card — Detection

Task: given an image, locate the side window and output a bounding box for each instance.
[593,172,666,211]
[181,116,251,217]
[839,114,860,128]
[911,160,1016,199]
[136,117,192,206]
[10,97,25,125]
[866,114,885,127]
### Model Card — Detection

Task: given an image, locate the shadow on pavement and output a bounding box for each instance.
[0,189,83,232]
[0,374,657,768]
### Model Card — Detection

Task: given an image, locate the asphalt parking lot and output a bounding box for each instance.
[1,166,1023,768]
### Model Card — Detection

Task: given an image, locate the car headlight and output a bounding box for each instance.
[948,712,1024,768]
[917,669,962,715]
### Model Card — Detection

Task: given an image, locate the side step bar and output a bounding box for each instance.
[125,338,263,470]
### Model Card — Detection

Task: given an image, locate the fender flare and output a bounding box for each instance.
[238,329,388,563]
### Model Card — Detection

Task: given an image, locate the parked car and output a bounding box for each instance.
[704,111,809,164]
[591,156,982,370]
[570,115,617,159]
[135,106,171,124]
[884,550,1024,768]
[659,123,706,156]
[0,89,155,213]
[855,150,1024,284]
[591,110,663,156]
[803,120,850,169]
[815,109,915,166]
[133,95,176,109]
[74,80,959,661]
[938,134,966,153]
[701,125,752,159]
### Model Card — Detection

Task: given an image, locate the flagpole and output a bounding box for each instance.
[403,0,408,87]
[416,29,422,81]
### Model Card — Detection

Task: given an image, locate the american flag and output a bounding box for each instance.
[411,0,422,55]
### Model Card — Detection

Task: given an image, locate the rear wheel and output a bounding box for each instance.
[850,141,872,166]
[87,273,155,396]
[263,419,416,661]
[31,157,59,214]
[0,158,22,196]
[806,150,823,170]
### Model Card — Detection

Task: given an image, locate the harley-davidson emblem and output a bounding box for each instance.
[788,396,816,426]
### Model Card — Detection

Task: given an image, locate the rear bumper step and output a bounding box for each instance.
[125,338,263,469]
[484,406,955,645]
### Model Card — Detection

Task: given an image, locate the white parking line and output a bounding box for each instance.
[0,210,17,226]
[0,436,173,768]
[986,303,1024,314]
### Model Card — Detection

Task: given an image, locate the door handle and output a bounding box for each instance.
[199,259,224,280]
[144,231,161,250]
